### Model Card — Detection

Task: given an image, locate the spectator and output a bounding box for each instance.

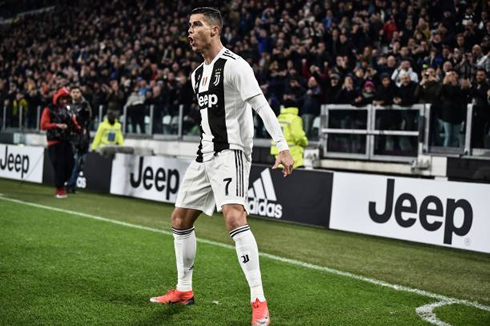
[385,55,398,77]
[373,74,397,107]
[125,84,146,134]
[89,82,105,115]
[374,74,400,152]
[67,86,92,193]
[285,78,305,104]
[437,71,466,147]
[457,52,477,80]
[25,86,41,129]
[270,92,308,168]
[301,76,322,137]
[105,79,126,118]
[325,73,342,104]
[40,88,80,198]
[91,111,125,151]
[176,70,194,128]
[338,75,356,104]
[150,83,167,134]
[11,92,28,129]
[382,16,398,43]
[422,48,444,69]
[394,73,418,139]
[391,60,419,86]
[417,68,441,104]
[417,67,442,145]
[163,72,180,116]
[467,69,490,148]
[353,80,376,106]
[475,48,490,74]
[394,73,417,106]
[352,67,366,91]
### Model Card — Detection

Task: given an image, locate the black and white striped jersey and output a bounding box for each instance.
[191,47,262,162]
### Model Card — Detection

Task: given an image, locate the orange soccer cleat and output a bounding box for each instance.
[251,298,270,326]
[150,289,195,305]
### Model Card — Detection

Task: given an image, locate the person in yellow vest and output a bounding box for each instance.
[91,111,125,151]
[271,93,308,168]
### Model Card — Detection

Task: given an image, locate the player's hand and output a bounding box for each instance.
[273,150,294,177]
[57,123,68,129]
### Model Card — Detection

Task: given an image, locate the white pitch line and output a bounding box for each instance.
[1,196,490,322]
[416,300,458,326]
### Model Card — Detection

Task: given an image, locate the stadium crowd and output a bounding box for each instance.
[0,0,489,145]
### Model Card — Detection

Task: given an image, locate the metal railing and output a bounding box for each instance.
[121,104,185,138]
[1,105,42,132]
[0,104,189,138]
[2,103,490,161]
[320,103,490,162]
[320,104,424,162]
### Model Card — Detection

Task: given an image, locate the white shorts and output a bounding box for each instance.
[175,150,251,216]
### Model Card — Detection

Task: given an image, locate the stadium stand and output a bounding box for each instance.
[0,0,489,171]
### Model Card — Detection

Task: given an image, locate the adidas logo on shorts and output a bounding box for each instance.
[247,169,283,218]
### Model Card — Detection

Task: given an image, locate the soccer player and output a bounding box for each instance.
[150,7,294,326]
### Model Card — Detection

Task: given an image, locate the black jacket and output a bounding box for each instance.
[469,82,490,121]
[416,80,441,105]
[70,99,92,153]
[437,84,466,124]
[325,84,342,104]
[396,82,418,106]
[374,83,397,106]
[46,105,77,142]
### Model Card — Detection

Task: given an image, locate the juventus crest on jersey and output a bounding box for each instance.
[191,47,262,162]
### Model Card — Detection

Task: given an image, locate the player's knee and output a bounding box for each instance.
[171,209,194,229]
[222,205,247,231]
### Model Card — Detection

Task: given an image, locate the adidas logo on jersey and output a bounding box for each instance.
[248,169,283,218]
[198,94,218,108]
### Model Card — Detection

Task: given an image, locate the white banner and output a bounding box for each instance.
[110,154,191,203]
[0,144,44,183]
[330,172,490,254]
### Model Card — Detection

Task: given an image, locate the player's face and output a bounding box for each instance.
[188,14,213,53]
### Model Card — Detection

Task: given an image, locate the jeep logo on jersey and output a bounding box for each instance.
[248,169,283,218]
[369,178,473,245]
[198,94,218,108]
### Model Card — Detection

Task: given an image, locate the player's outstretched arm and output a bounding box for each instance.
[247,94,295,177]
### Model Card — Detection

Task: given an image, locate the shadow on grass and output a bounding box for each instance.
[131,304,188,326]
[224,321,250,326]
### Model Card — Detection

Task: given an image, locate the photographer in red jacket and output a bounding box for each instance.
[40,88,80,198]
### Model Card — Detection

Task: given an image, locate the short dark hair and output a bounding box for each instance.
[476,68,487,75]
[191,7,223,30]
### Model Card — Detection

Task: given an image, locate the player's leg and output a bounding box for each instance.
[150,208,201,305]
[172,207,200,293]
[151,161,215,305]
[223,205,270,325]
[209,150,270,325]
[222,204,265,301]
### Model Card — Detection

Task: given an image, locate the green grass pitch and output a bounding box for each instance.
[0,178,489,325]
